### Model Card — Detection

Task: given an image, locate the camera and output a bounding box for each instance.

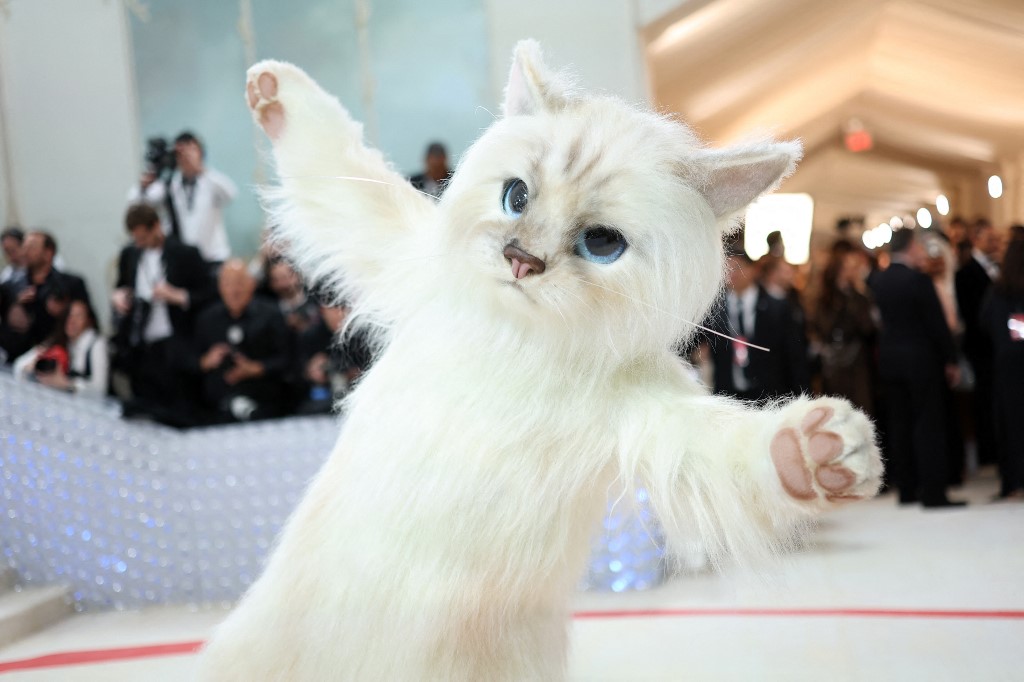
[34,358,58,374]
[145,137,177,176]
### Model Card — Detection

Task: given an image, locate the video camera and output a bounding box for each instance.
[145,137,177,177]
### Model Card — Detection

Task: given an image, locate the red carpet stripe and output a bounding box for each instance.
[2,608,1023,673]
[0,640,204,674]
[572,607,1024,620]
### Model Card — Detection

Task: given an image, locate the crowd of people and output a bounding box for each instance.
[0,132,377,427]
[0,130,1020,504]
[698,221,1024,507]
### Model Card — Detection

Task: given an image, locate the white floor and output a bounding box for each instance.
[1,472,1022,681]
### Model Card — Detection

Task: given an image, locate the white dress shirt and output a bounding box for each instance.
[131,168,236,262]
[135,248,174,343]
[972,249,1000,281]
[727,286,759,392]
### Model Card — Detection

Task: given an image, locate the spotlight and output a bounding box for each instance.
[936,194,949,216]
[890,216,904,229]
[862,231,877,249]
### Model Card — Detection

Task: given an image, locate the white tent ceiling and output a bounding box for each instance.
[643,0,1024,231]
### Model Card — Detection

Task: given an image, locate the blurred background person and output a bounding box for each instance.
[266,258,319,336]
[295,301,372,415]
[706,247,810,401]
[947,216,973,269]
[0,231,90,364]
[921,230,968,485]
[12,299,108,400]
[112,204,215,425]
[870,229,963,508]
[956,217,1001,469]
[128,131,237,267]
[1,227,25,285]
[195,260,290,423]
[981,228,1024,500]
[408,141,452,199]
[812,240,877,416]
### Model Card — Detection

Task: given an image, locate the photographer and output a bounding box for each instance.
[195,260,290,423]
[128,131,237,266]
[112,204,215,424]
[13,299,108,399]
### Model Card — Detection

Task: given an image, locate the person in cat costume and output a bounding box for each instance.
[199,41,882,681]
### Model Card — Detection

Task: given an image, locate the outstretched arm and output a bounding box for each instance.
[245,60,438,321]
[619,366,882,569]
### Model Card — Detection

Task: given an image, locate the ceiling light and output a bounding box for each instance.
[989,175,1003,199]
[917,207,932,229]
[936,194,949,216]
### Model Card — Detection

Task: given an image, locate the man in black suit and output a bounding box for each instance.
[0,231,91,363]
[112,204,215,425]
[707,251,810,402]
[870,229,963,508]
[194,260,291,423]
[955,218,1000,467]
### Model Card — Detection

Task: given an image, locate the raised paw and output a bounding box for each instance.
[770,398,882,505]
[246,63,287,140]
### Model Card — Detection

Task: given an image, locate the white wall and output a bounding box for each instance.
[0,0,140,330]
[485,0,649,107]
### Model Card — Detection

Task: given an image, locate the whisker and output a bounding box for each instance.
[574,276,771,353]
[389,253,453,263]
[476,105,498,121]
[276,174,437,200]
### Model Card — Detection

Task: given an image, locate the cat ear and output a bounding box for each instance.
[502,40,570,117]
[695,141,802,220]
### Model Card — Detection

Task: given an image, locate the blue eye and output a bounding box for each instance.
[575,227,627,264]
[502,178,528,217]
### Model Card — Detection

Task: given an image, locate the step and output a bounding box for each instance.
[0,569,16,595]
[0,585,74,648]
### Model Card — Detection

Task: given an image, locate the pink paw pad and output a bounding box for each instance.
[770,428,815,501]
[770,405,859,503]
[247,71,284,139]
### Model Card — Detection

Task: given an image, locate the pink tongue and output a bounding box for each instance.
[512,259,528,279]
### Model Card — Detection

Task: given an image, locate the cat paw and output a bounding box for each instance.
[769,398,882,505]
[245,60,302,140]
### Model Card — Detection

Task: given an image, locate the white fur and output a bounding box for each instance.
[199,41,881,680]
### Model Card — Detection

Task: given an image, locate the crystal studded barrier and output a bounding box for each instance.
[0,375,663,610]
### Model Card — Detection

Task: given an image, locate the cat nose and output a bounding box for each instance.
[503,243,546,279]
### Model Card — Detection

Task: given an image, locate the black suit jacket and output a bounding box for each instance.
[0,268,92,361]
[955,257,993,360]
[869,262,956,382]
[708,287,810,400]
[114,240,215,342]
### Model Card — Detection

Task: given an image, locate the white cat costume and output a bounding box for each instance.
[199,41,882,680]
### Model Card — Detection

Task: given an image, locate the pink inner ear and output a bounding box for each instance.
[503,60,539,117]
[700,145,799,219]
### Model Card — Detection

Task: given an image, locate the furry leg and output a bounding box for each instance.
[245,60,437,318]
[622,383,882,569]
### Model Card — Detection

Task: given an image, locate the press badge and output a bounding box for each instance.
[1010,314,1024,342]
[733,336,750,367]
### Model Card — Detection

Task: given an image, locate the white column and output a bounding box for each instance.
[0,0,140,329]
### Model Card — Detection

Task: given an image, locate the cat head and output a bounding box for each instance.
[437,40,800,356]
